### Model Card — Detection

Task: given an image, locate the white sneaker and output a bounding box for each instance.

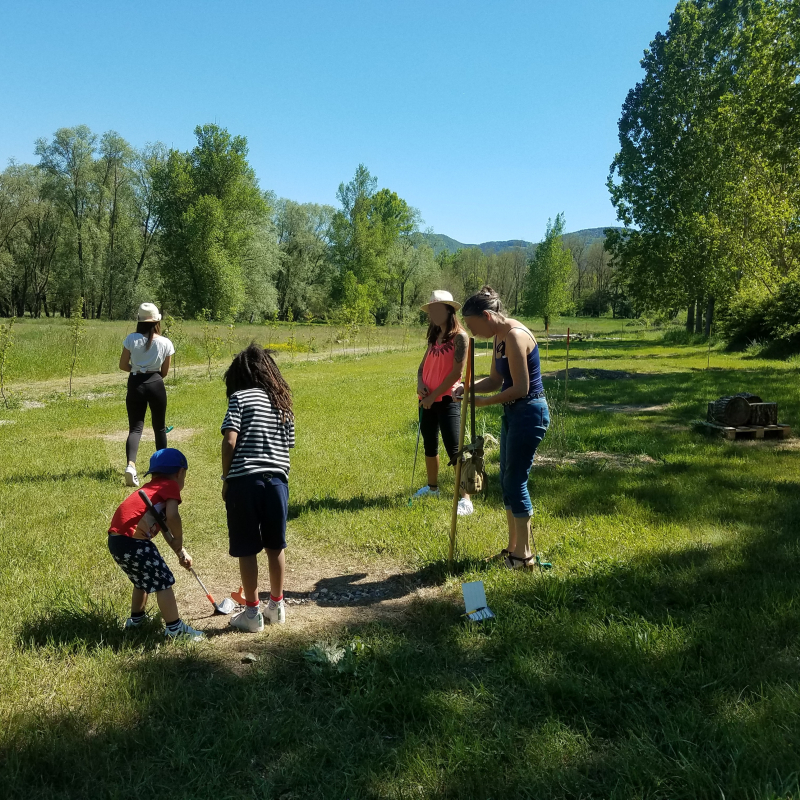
[265,599,286,625]
[124,465,139,487]
[229,608,265,633]
[124,615,146,629]
[413,485,440,499]
[164,621,205,641]
[457,497,474,516]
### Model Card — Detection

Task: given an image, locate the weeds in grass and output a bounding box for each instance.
[0,316,15,409]
[67,301,85,398]
[199,309,223,378]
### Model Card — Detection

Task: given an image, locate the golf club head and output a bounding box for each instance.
[214,597,236,615]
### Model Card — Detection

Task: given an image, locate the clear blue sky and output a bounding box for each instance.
[0,0,676,243]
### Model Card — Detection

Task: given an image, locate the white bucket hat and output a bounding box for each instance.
[420,290,461,312]
[137,302,161,322]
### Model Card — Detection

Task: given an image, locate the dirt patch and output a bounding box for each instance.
[544,368,649,381]
[22,400,46,410]
[173,550,454,650]
[0,419,16,425]
[569,403,669,414]
[537,450,660,468]
[62,426,201,443]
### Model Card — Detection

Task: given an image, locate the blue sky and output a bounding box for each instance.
[0,0,675,243]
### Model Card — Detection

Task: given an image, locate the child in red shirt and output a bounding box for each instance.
[108,448,204,641]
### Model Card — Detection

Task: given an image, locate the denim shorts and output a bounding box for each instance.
[499,397,550,518]
[225,472,289,557]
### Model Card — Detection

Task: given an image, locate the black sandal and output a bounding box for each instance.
[484,548,511,562]
[503,553,535,571]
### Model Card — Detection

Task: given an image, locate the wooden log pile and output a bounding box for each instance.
[707,393,778,427]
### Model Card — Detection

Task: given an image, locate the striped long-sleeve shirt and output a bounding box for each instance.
[221,389,295,480]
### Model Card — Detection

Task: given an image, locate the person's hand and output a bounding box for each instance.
[221,480,228,502]
[474,395,491,408]
[417,382,429,399]
[453,384,465,400]
[421,393,437,409]
[178,549,193,570]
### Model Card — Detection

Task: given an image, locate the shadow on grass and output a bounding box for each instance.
[2,467,119,486]
[15,601,162,653]
[6,507,800,798]
[289,492,407,518]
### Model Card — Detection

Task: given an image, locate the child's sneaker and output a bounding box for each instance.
[457,497,474,516]
[124,615,147,629]
[164,620,205,641]
[229,608,264,633]
[413,485,440,499]
[124,464,139,487]
[265,598,286,625]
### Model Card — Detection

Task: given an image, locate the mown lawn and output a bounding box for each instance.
[1,328,799,799]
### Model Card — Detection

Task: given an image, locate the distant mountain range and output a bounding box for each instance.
[421,227,622,256]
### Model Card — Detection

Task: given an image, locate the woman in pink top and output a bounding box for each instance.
[414,291,473,516]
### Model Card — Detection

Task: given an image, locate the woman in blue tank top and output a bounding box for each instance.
[457,286,550,570]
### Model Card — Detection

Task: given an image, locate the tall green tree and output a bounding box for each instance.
[608,0,800,334]
[35,126,98,313]
[523,213,572,333]
[153,124,268,317]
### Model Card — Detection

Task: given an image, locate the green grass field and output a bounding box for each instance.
[2,322,800,799]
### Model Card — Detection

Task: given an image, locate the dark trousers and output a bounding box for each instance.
[126,372,168,463]
[420,396,461,461]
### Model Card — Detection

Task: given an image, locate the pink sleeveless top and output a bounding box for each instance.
[421,338,459,400]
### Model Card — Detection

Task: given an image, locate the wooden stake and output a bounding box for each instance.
[449,337,473,566]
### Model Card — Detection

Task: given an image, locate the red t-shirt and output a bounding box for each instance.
[108,477,182,540]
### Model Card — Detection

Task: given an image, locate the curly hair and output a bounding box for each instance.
[224,343,293,423]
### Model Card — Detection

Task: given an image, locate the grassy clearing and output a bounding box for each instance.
[1,327,800,798]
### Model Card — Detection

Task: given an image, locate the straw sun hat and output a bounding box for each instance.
[420,290,461,312]
[137,302,162,322]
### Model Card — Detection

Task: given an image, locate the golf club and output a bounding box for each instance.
[137,490,236,615]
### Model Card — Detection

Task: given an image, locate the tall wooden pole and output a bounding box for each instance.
[449,337,473,566]
[565,327,570,405]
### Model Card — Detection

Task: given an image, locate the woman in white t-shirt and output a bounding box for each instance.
[118,303,175,486]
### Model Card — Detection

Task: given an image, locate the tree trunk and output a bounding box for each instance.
[695,296,704,334]
[686,301,695,332]
[704,296,715,337]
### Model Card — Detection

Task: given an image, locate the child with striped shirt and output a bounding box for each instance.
[221,345,295,632]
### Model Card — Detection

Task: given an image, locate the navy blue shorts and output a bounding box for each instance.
[108,534,175,594]
[225,472,288,557]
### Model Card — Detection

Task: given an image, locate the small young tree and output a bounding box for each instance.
[162,314,185,382]
[523,214,573,338]
[199,309,223,379]
[0,316,16,409]
[68,300,86,397]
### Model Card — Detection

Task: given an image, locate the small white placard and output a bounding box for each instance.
[461,581,495,621]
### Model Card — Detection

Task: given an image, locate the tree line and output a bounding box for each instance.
[607,0,800,344]
[1,122,621,326]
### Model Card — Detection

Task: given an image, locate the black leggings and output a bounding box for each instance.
[126,372,168,463]
[420,396,461,461]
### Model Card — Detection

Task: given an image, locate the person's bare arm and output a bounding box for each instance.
[417,348,430,397]
[475,330,531,407]
[119,348,132,373]
[164,499,192,569]
[159,355,171,379]
[221,429,238,500]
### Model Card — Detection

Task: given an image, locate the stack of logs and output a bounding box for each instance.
[707,393,778,427]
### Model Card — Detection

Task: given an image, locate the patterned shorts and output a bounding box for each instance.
[108,534,175,594]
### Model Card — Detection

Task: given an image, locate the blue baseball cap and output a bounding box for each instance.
[144,448,188,476]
